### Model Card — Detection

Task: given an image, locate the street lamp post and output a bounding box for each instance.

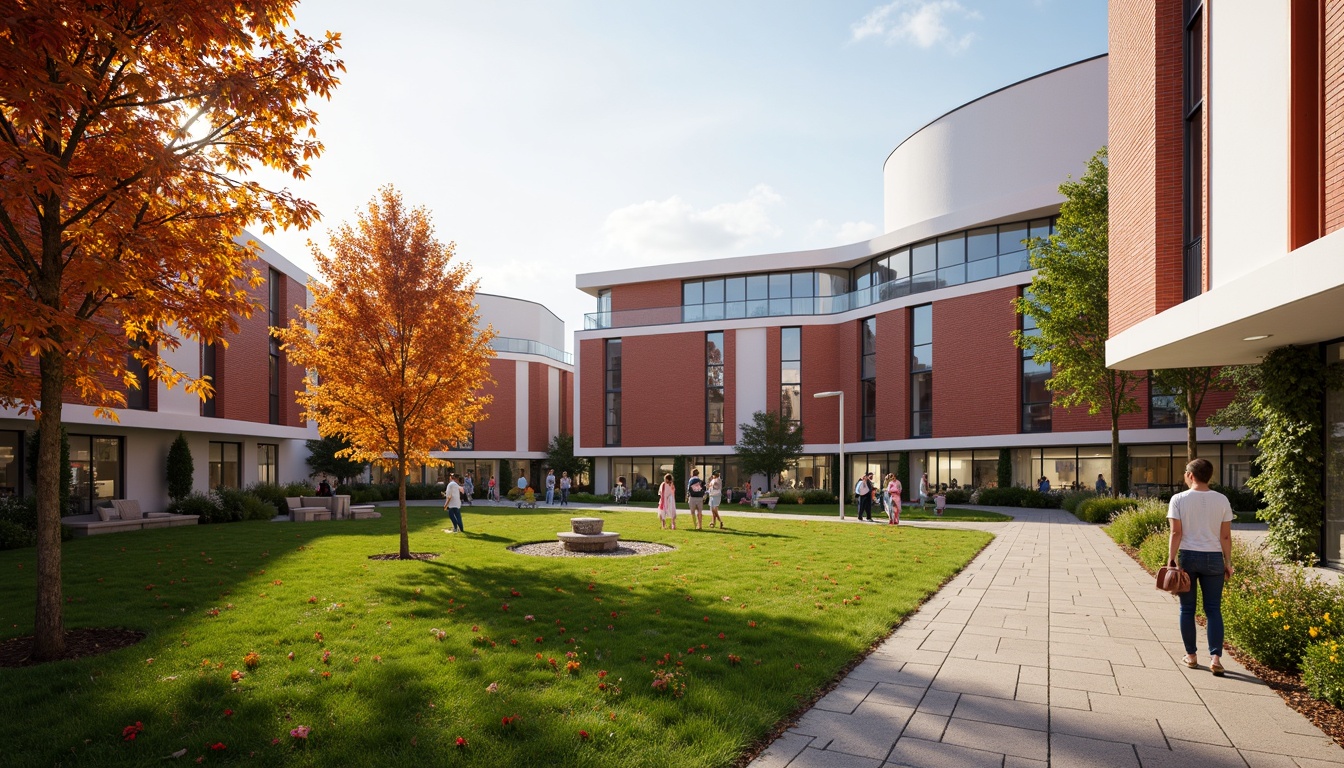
[813,391,845,520]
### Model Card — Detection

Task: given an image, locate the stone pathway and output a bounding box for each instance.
[748,508,1344,768]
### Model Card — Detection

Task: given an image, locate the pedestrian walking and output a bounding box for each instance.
[918,472,931,510]
[686,469,706,529]
[1167,458,1234,675]
[488,475,497,502]
[545,469,556,505]
[462,471,474,506]
[559,471,571,505]
[855,472,875,521]
[885,473,902,525]
[443,473,465,533]
[657,473,677,530]
[707,471,725,529]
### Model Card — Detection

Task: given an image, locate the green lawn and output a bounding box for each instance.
[619,500,1011,523]
[0,508,991,768]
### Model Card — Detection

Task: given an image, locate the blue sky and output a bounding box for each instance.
[255,0,1107,346]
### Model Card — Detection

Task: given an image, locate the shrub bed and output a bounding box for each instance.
[1136,531,1169,572]
[1106,499,1169,547]
[1075,497,1138,524]
[1061,489,1097,514]
[971,486,1059,508]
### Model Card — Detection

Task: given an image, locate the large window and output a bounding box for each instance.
[201,342,217,418]
[0,430,22,497]
[69,435,122,514]
[860,317,877,441]
[611,456,676,493]
[1183,0,1204,300]
[126,339,150,410]
[911,305,932,438]
[706,332,724,444]
[209,441,241,489]
[268,269,282,425]
[1149,378,1186,427]
[780,327,801,430]
[258,444,278,485]
[605,339,622,447]
[1021,290,1051,433]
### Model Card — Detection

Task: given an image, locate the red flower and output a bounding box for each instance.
[501,715,516,726]
[535,637,544,643]
[455,737,467,749]
[510,589,521,597]
[578,729,590,740]
[718,633,726,640]
[209,742,226,751]
[230,669,244,682]
[223,709,234,718]
[122,722,143,741]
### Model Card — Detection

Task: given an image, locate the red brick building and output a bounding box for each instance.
[1107,1,1344,562]
[574,55,1252,499]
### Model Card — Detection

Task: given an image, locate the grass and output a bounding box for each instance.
[618,501,1011,523]
[0,506,990,768]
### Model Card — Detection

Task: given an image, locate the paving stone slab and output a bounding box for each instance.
[951,693,1047,731]
[1134,740,1249,768]
[815,679,878,714]
[787,746,884,768]
[754,732,815,768]
[1049,706,1168,748]
[942,717,1048,761]
[898,712,948,743]
[931,658,1020,699]
[885,737,1007,768]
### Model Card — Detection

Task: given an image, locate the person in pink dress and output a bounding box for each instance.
[885,473,902,525]
[657,473,678,530]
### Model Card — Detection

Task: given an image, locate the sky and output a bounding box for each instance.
[251,0,1108,351]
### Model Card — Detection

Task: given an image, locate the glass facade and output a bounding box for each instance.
[1326,342,1344,563]
[0,431,18,497]
[1183,0,1204,300]
[209,441,241,489]
[861,318,877,441]
[1149,379,1186,427]
[1020,290,1050,432]
[781,327,801,430]
[911,305,932,438]
[201,342,217,418]
[605,339,622,446]
[126,339,150,410]
[611,456,677,493]
[69,435,122,514]
[706,332,724,444]
[268,269,281,425]
[258,443,278,485]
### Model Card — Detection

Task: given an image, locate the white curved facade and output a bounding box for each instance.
[477,293,567,353]
[882,55,1108,240]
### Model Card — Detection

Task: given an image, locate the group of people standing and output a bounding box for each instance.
[852,472,904,523]
[657,469,725,530]
[544,469,573,506]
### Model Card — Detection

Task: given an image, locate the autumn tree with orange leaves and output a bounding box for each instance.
[279,187,495,561]
[0,2,342,660]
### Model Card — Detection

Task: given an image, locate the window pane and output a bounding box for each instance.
[1023,362,1051,402]
[769,273,791,298]
[913,411,932,438]
[682,304,704,323]
[707,423,723,444]
[706,366,724,388]
[1022,403,1051,433]
[706,332,723,362]
[704,279,724,304]
[999,250,1031,274]
[792,297,812,315]
[1029,218,1052,242]
[912,343,932,372]
[888,249,910,280]
[912,371,933,411]
[855,266,872,291]
[782,361,801,384]
[781,385,801,422]
[703,303,725,321]
[861,356,876,380]
[792,272,813,297]
[967,257,998,282]
[781,327,801,360]
[998,222,1028,254]
[725,277,746,302]
[747,299,769,317]
[746,275,768,300]
[967,226,997,261]
[606,393,621,423]
[605,340,621,372]
[912,241,936,274]
[937,234,965,267]
[769,299,791,316]
[938,264,965,287]
[862,317,877,354]
[726,301,746,319]
[683,281,703,305]
[912,304,932,346]
[93,437,120,505]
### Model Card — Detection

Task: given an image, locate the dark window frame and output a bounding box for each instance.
[126,338,150,411]
[201,342,217,418]
[1148,376,1188,428]
[780,327,801,431]
[861,317,877,441]
[209,440,242,489]
[910,305,932,438]
[257,443,278,485]
[1183,0,1204,300]
[268,268,282,425]
[605,339,622,447]
[1020,290,1052,433]
[706,331,725,445]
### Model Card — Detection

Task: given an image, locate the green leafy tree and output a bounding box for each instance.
[305,434,368,485]
[733,410,804,491]
[545,433,590,492]
[165,434,194,501]
[1208,364,1264,441]
[1014,147,1142,497]
[1151,367,1224,463]
[1243,346,1343,562]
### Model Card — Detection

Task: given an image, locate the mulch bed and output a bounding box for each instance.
[1116,541,1344,750]
[0,627,146,668]
[367,553,439,561]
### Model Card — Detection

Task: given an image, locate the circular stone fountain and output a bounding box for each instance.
[557,517,620,552]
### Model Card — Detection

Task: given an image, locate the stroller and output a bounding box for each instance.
[612,484,630,505]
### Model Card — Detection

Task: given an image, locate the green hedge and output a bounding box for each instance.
[971,486,1059,508]
[1061,489,1097,514]
[1075,497,1138,524]
[1106,499,1168,547]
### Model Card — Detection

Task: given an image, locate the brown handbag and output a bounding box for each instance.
[1156,564,1191,594]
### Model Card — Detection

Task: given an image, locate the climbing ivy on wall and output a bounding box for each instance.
[1248,346,1344,562]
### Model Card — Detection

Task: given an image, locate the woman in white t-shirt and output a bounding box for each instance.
[1167,458,1235,676]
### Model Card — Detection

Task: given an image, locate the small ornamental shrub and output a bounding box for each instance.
[944,489,971,505]
[1061,489,1097,514]
[629,488,658,503]
[247,482,288,510]
[974,486,1059,509]
[282,481,315,498]
[802,489,837,505]
[567,493,609,504]
[1303,640,1344,708]
[241,495,277,521]
[1106,499,1169,548]
[166,433,194,501]
[1075,497,1138,524]
[1223,552,1344,671]
[0,519,36,550]
[168,492,224,523]
[1136,531,1169,572]
[775,491,798,505]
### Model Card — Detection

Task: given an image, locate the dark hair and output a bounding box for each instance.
[1186,458,1214,484]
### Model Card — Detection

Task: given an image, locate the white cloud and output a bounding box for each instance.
[851,1,981,52]
[602,184,784,261]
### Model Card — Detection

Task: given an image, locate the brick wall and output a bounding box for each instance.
[765,327,781,415]
[215,276,270,424]
[800,323,860,444]
[620,332,706,447]
[579,339,604,449]
[611,279,681,312]
[560,369,573,435]
[529,361,549,452]
[1326,3,1344,233]
[1109,0,1186,334]
[875,307,910,441]
[475,358,515,452]
[933,288,1019,438]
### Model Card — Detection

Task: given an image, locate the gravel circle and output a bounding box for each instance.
[510,540,675,557]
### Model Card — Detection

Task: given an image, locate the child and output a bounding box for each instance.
[934,492,947,516]
[522,484,537,508]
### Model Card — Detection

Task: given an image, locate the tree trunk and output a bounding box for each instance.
[32,349,66,661]
[397,451,410,560]
[1186,388,1199,463]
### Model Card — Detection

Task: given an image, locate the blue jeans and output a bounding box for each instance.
[546,488,555,505]
[447,506,464,532]
[1178,549,1225,656]
[560,488,569,505]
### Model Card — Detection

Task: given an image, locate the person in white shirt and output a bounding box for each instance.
[1167,458,1234,676]
[545,469,556,505]
[443,473,465,533]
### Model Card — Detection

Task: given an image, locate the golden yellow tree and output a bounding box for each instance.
[280,187,495,559]
[0,1,342,659]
